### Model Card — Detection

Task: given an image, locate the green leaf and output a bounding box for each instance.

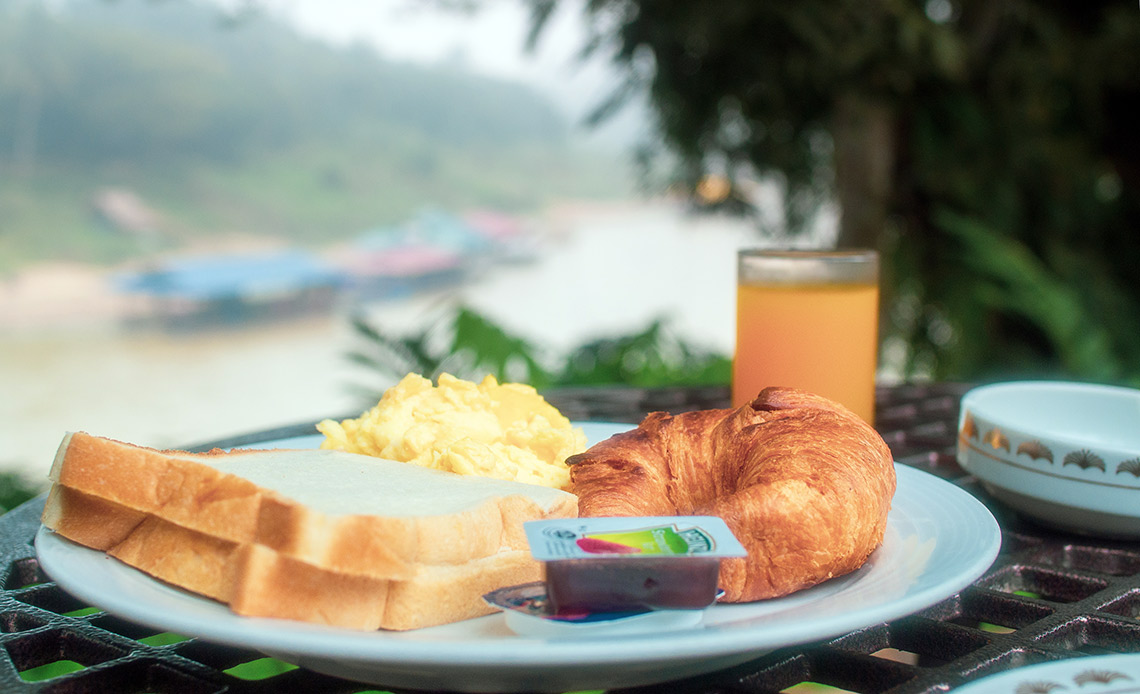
[934,208,1121,381]
[343,307,730,396]
[449,307,555,388]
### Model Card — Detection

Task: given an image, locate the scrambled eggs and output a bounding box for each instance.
[317,373,587,489]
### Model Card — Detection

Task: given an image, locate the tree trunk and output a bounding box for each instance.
[832,93,895,251]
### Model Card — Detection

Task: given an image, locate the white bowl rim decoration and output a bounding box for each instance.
[957,379,1140,538]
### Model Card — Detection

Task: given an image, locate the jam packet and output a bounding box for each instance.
[483,581,711,637]
[523,516,747,614]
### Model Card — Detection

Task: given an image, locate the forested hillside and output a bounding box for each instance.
[0,0,629,269]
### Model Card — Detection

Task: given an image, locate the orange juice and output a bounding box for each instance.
[733,273,879,422]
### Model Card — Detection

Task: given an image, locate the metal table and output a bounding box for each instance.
[1,383,1137,693]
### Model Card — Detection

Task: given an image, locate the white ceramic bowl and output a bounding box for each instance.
[952,654,1140,694]
[957,380,1140,538]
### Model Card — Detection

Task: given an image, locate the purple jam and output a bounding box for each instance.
[544,556,722,613]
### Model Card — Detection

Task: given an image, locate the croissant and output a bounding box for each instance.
[567,387,896,602]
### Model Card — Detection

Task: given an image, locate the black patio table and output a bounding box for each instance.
[1,382,1138,693]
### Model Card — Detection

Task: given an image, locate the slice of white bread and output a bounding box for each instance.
[48,432,577,578]
[43,485,540,630]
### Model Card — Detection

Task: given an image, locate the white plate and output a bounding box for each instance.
[36,422,1002,693]
[953,654,1140,694]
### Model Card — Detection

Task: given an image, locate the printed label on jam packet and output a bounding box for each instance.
[524,516,746,561]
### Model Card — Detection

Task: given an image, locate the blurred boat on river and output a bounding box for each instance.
[113,250,345,331]
[109,208,543,330]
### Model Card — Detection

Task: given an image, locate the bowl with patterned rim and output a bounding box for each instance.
[957,380,1140,538]
[950,653,1140,694]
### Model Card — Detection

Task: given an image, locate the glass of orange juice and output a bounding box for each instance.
[733,249,880,422]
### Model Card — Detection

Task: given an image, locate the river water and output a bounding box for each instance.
[2,201,763,480]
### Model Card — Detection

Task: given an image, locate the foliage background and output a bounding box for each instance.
[0,0,628,272]
[521,0,1140,386]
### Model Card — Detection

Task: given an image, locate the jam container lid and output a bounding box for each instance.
[523,516,748,560]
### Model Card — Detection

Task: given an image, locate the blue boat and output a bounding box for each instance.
[114,250,345,329]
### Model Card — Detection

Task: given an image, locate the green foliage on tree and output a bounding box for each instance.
[345,306,731,403]
[525,0,1140,384]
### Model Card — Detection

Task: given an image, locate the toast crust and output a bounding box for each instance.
[49,432,576,579]
[43,484,541,630]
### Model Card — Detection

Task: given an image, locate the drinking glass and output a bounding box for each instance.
[732,249,880,422]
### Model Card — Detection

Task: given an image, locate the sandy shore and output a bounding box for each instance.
[0,262,146,334]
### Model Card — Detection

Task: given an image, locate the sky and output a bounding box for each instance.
[265,1,587,84]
